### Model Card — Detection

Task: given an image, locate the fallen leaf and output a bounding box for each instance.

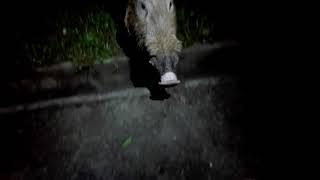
[122,136,132,148]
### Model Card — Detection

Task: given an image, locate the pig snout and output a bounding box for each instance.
[160,72,180,85]
[149,54,180,86]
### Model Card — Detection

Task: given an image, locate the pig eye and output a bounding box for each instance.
[139,2,148,17]
[169,1,173,10]
[141,2,146,11]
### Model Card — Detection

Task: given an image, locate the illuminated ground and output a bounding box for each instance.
[0,43,262,180]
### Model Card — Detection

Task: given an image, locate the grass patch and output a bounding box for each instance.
[176,8,215,48]
[24,9,121,70]
[23,7,214,69]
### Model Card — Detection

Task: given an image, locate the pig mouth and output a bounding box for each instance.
[158,72,180,86]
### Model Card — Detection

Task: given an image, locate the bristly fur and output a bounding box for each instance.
[125,0,182,56]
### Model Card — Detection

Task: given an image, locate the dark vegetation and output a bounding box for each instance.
[2,1,246,77]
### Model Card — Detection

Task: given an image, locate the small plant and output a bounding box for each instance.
[24,9,121,69]
[176,8,214,48]
[22,6,214,69]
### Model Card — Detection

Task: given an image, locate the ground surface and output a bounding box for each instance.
[0,43,262,180]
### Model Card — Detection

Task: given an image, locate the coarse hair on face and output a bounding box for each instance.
[125,0,182,56]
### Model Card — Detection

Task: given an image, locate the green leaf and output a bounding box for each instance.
[122,136,132,148]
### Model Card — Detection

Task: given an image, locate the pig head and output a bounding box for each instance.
[125,0,182,86]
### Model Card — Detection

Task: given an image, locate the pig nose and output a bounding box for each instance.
[159,72,180,86]
[161,72,177,82]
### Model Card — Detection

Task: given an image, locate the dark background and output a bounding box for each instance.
[3,0,253,62]
[2,0,262,85]
[1,0,281,179]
